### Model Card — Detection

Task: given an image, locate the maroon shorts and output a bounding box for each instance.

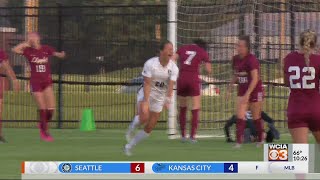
[287,112,320,132]
[249,91,263,102]
[177,77,201,97]
[287,95,320,132]
[30,80,53,93]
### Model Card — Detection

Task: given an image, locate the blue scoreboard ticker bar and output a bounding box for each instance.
[152,163,237,173]
[57,162,238,174]
[58,163,131,173]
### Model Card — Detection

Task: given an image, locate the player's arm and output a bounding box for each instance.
[143,76,151,102]
[53,51,66,59]
[165,65,179,106]
[12,42,30,54]
[1,61,19,91]
[203,52,212,75]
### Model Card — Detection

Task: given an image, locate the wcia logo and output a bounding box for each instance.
[61,163,72,173]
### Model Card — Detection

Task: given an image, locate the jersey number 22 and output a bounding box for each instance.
[184,51,197,65]
[289,66,315,89]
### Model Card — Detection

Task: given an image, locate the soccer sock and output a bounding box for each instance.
[254,118,264,142]
[47,109,54,121]
[38,109,47,132]
[127,130,149,149]
[128,115,140,133]
[45,109,54,131]
[236,118,246,144]
[261,111,274,124]
[190,109,199,139]
[225,115,237,139]
[179,107,187,138]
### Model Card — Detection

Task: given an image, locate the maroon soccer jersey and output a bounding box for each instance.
[0,49,8,63]
[284,51,320,131]
[232,53,263,96]
[177,44,209,76]
[23,45,55,82]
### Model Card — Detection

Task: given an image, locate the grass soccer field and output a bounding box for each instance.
[0,128,316,179]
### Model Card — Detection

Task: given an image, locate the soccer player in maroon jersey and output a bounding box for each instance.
[12,32,66,142]
[175,39,212,142]
[0,49,20,143]
[227,36,264,148]
[284,30,320,143]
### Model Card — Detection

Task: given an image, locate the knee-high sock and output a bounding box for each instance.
[254,118,264,142]
[128,115,140,133]
[45,109,54,131]
[47,109,54,121]
[127,130,149,149]
[261,111,274,124]
[39,109,47,131]
[224,115,237,139]
[190,109,199,139]
[236,118,246,144]
[179,107,187,138]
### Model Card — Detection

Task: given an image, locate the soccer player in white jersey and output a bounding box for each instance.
[124,40,179,156]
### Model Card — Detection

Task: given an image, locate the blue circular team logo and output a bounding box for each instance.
[61,163,72,173]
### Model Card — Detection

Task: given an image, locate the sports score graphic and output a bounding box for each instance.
[268,144,288,161]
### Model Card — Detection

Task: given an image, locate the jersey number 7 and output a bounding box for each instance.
[184,51,197,65]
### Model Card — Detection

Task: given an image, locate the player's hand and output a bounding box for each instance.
[12,79,20,92]
[141,101,149,115]
[60,51,66,59]
[164,96,172,110]
[240,93,250,104]
[23,41,31,48]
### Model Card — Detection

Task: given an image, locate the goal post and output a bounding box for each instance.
[167,0,178,138]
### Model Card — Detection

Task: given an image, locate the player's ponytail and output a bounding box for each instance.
[299,30,317,67]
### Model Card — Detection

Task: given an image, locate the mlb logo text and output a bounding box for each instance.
[268,144,288,161]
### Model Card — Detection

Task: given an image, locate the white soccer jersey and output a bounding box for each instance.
[142,57,179,102]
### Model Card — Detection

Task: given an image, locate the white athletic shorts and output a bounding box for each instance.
[137,88,165,113]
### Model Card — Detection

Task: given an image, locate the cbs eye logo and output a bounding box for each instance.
[268,144,288,161]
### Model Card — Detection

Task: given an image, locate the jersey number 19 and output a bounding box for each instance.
[36,65,46,73]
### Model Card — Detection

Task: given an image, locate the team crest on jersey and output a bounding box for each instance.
[168,70,172,75]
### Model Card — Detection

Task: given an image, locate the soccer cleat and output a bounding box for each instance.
[189,138,198,144]
[181,137,187,143]
[233,143,241,149]
[0,136,7,143]
[124,144,132,156]
[226,138,235,143]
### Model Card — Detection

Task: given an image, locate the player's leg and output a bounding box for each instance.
[289,128,309,143]
[235,96,248,147]
[42,84,55,141]
[32,91,48,141]
[177,79,188,141]
[250,101,263,146]
[178,95,188,141]
[224,115,236,142]
[312,131,320,144]
[125,111,161,156]
[189,81,201,142]
[190,95,200,142]
[0,99,6,143]
[126,102,144,143]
